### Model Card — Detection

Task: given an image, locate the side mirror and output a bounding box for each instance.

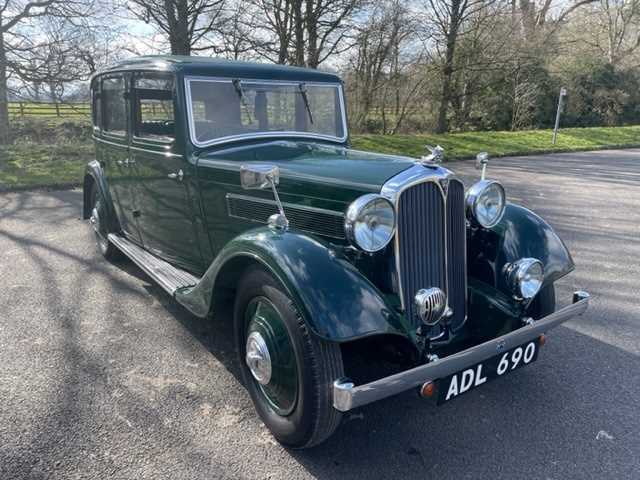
[240,164,280,190]
[475,152,489,180]
[239,164,289,231]
[475,152,489,170]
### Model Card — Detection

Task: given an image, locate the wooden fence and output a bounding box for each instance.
[8,102,91,118]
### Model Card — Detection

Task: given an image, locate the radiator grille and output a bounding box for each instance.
[396,178,466,329]
[226,194,345,239]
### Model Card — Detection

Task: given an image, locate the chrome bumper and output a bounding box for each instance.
[333,291,590,412]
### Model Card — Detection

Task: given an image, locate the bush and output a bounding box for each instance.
[10,118,92,145]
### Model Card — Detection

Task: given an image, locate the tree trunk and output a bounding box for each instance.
[305,0,319,68]
[0,29,9,145]
[435,0,461,134]
[165,0,191,55]
[293,0,305,66]
[435,44,455,133]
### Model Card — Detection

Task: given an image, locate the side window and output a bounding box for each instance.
[91,77,101,131]
[102,76,127,136]
[134,75,175,142]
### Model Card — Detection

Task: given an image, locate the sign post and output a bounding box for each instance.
[552,87,567,145]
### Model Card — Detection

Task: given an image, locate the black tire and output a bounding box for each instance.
[527,283,556,319]
[89,184,120,260]
[234,265,344,449]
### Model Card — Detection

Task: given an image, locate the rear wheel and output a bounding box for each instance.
[89,185,120,260]
[234,265,344,448]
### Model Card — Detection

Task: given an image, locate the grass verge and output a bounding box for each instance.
[0,142,94,191]
[352,125,640,160]
[1,125,640,190]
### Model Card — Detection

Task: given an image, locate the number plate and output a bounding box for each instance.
[437,341,539,405]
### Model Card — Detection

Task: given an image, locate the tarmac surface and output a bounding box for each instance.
[0,149,638,479]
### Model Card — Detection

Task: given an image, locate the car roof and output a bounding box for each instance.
[96,55,343,83]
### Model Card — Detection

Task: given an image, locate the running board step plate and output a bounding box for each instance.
[108,233,200,295]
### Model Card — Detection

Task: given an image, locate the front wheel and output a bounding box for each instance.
[234,265,344,448]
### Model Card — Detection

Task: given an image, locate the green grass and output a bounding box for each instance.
[2,124,640,190]
[0,142,94,190]
[352,125,640,160]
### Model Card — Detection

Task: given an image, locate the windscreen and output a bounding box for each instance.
[187,79,346,145]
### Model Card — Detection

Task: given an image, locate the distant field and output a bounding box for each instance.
[3,119,640,190]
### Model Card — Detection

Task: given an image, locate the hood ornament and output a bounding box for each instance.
[419,145,444,165]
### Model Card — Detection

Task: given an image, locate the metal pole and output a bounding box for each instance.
[552,87,567,145]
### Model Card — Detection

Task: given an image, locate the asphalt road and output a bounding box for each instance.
[1,149,638,479]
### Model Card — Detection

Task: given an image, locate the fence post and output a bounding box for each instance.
[55,103,60,117]
[19,102,24,116]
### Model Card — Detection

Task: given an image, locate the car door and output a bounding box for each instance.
[129,72,203,273]
[100,73,142,244]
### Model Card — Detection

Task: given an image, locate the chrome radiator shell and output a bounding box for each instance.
[382,165,467,331]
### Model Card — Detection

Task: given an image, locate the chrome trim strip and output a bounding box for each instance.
[332,291,590,411]
[448,178,468,332]
[93,136,183,158]
[184,76,349,148]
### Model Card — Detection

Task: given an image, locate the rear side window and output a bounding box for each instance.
[134,75,175,141]
[102,76,127,136]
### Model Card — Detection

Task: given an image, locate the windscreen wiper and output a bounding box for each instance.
[232,78,253,124]
[299,83,314,125]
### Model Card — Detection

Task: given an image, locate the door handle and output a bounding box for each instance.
[168,169,184,181]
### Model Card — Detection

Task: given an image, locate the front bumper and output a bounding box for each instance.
[333,291,590,412]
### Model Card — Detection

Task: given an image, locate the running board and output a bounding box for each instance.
[107,233,200,295]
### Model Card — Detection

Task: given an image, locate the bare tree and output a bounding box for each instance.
[216,1,256,59]
[516,0,599,40]
[246,0,363,67]
[570,0,640,66]
[347,1,421,132]
[0,0,96,144]
[427,0,495,133]
[127,0,226,55]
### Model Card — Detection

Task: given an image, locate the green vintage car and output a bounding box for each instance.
[84,55,590,448]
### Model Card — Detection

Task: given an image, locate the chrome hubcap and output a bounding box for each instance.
[245,331,272,385]
[90,207,100,234]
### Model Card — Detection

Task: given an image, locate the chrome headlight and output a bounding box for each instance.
[506,258,544,299]
[345,194,395,252]
[465,180,506,228]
